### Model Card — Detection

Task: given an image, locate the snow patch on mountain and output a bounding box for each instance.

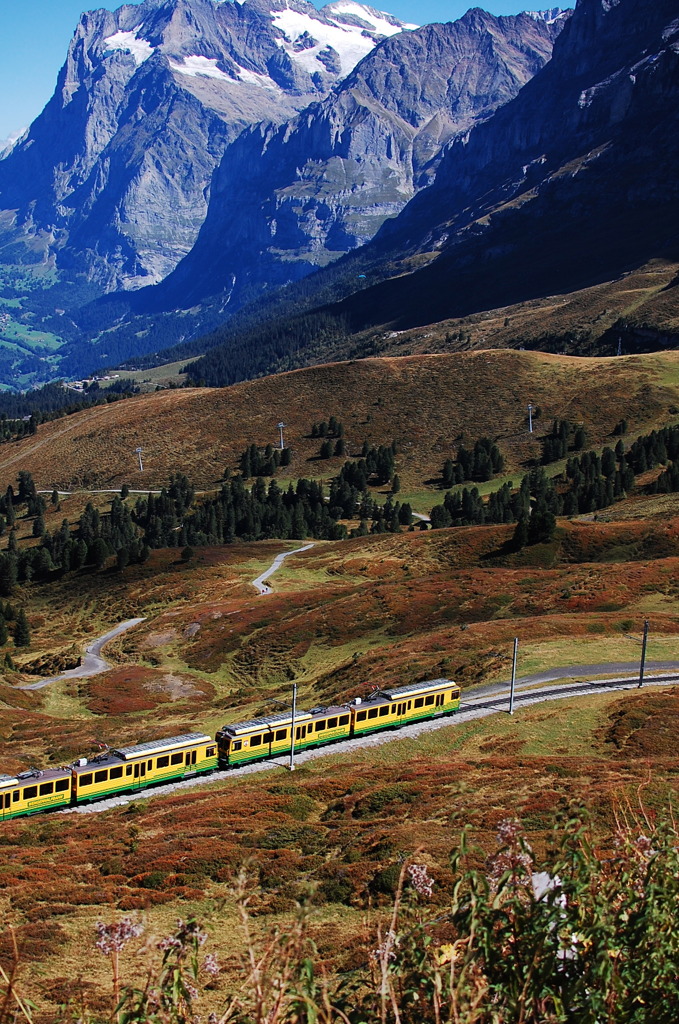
[272,5,414,77]
[325,2,418,33]
[169,55,233,80]
[524,7,569,25]
[234,65,282,90]
[103,30,155,65]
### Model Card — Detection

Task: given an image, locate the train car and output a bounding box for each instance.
[217,710,311,767]
[71,733,217,804]
[216,706,353,767]
[0,767,72,820]
[351,678,461,736]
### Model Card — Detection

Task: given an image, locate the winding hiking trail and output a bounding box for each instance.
[252,543,315,594]
[19,618,146,691]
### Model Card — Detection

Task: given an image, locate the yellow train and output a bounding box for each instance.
[1,679,460,822]
[216,678,461,766]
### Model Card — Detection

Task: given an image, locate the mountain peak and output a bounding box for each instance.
[524,7,570,24]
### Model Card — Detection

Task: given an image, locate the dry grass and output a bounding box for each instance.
[0,349,678,493]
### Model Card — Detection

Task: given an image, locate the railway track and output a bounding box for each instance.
[57,672,679,817]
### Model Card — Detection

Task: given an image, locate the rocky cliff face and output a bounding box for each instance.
[0,0,413,291]
[307,0,679,332]
[146,7,564,311]
[183,0,679,386]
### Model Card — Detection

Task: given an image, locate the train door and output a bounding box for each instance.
[185,750,197,769]
[134,761,146,786]
[397,702,406,719]
[295,725,307,744]
[1,791,11,819]
[435,693,445,709]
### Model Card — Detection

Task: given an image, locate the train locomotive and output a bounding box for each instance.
[1,678,461,822]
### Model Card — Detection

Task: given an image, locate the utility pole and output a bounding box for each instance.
[270,684,298,771]
[277,422,285,450]
[509,637,518,714]
[527,403,534,434]
[135,447,143,472]
[638,619,649,688]
[289,682,297,771]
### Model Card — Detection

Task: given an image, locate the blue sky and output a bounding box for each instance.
[0,0,560,140]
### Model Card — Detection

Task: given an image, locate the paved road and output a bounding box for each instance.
[466,660,679,700]
[252,544,315,595]
[59,672,679,816]
[19,618,146,691]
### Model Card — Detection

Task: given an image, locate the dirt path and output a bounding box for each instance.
[252,544,315,595]
[19,618,146,691]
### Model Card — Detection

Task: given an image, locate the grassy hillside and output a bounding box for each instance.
[1,347,678,1020]
[1,348,679,494]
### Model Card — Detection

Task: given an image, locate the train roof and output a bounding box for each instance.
[113,733,211,760]
[4,767,71,785]
[223,710,312,736]
[382,678,457,700]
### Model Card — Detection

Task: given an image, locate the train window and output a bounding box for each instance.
[425,695,435,706]
[79,774,93,787]
[171,753,183,765]
[250,734,262,747]
[275,729,287,741]
[264,733,273,744]
[206,746,216,757]
[55,778,70,792]
[110,767,123,780]
[126,766,133,776]
[39,782,54,796]
[339,715,349,726]
[414,697,424,708]
[156,756,170,769]
[232,740,242,751]
[12,790,18,802]
[408,701,412,710]
[316,720,326,732]
[327,717,338,729]
[23,786,38,799]
[147,761,153,770]
[94,770,108,784]
[3,794,9,809]
[368,708,379,719]
[356,711,366,722]
[379,706,389,717]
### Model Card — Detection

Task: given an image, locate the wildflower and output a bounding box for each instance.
[95,918,143,955]
[369,929,397,963]
[407,863,434,898]
[203,953,221,978]
[158,919,208,956]
[486,818,534,890]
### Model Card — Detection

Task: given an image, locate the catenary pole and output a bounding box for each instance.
[289,682,297,771]
[510,637,518,714]
[638,619,649,688]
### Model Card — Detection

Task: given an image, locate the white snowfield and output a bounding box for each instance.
[272,3,416,78]
[169,55,233,80]
[103,31,155,65]
[103,2,416,84]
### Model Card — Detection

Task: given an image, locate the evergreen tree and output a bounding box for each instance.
[13,608,30,647]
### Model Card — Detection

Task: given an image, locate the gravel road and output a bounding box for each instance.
[252,543,315,594]
[19,618,146,691]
